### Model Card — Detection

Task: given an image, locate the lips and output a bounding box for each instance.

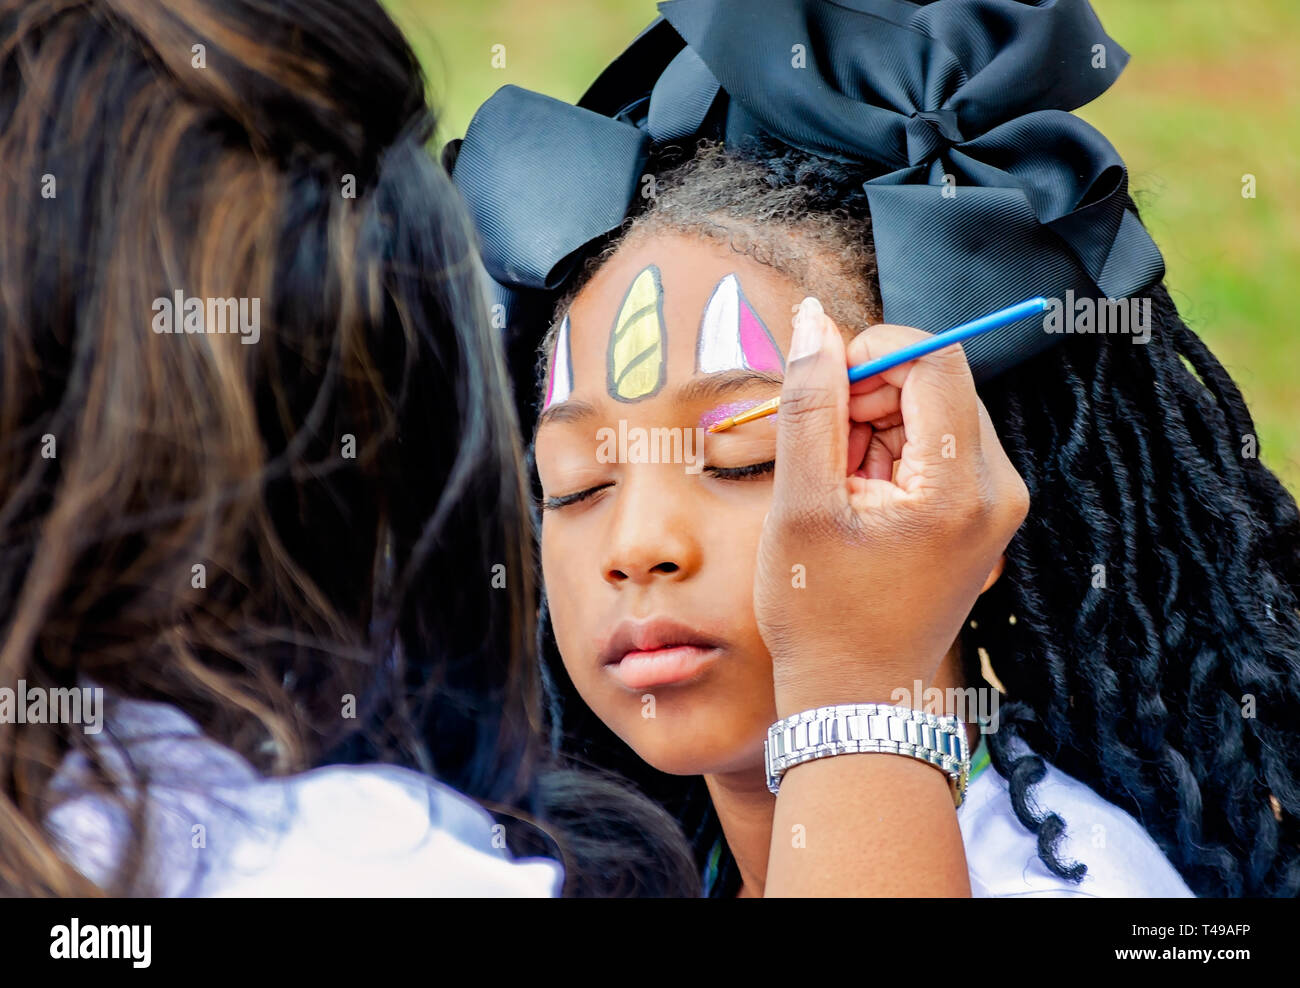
[598,618,724,690]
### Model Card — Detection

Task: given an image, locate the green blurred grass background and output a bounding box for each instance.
[385,0,1300,493]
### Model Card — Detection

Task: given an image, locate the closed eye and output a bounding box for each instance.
[704,460,775,481]
[541,483,612,511]
[542,460,774,508]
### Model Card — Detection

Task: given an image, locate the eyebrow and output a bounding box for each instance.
[535,397,599,435]
[674,369,782,404]
[535,370,782,437]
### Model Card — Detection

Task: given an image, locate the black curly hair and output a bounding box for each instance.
[531,135,1300,898]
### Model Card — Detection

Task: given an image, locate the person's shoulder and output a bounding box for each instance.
[957,741,1194,898]
[208,763,563,898]
[44,693,563,897]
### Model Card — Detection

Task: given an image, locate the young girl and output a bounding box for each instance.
[454,0,1300,897]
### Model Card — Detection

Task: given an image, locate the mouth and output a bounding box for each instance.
[598,617,725,690]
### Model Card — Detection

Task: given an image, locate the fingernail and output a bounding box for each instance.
[789,296,825,362]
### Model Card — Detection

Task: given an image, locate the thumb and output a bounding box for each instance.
[774,297,849,506]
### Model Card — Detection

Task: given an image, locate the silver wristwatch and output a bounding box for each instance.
[764,703,972,807]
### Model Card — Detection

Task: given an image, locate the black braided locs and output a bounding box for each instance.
[969,281,1300,898]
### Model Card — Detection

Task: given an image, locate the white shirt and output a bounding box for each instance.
[44,695,562,897]
[46,697,1190,898]
[956,735,1194,897]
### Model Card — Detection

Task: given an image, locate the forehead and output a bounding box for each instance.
[560,233,799,399]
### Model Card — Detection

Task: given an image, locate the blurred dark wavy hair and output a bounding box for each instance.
[0,0,696,896]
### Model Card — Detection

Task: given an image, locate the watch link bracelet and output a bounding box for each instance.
[764,703,972,807]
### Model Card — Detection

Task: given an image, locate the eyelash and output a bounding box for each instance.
[541,459,776,511]
[541,486,611,511]
[705,459,776,481]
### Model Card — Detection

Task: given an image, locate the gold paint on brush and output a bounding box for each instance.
[706,395,780,433]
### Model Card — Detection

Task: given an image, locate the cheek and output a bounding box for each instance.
[540,527,600,687]
[540,529,577,630]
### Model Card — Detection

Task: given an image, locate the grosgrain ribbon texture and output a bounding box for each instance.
[449,0,1165,390]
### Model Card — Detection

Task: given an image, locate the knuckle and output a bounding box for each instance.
[946,473,1000,533]
[849,324,926,364]
[778,382,836,419]
[958,494,996,533]
[929,344,977,384]
[1006,472,1031,524]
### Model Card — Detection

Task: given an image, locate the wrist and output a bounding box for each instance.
[771,658,947,720]
[764,701,972,806]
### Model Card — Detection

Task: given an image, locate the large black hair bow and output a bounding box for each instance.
[448,0,1164,392]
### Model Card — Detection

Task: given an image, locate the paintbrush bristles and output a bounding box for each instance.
[707,396,781,433]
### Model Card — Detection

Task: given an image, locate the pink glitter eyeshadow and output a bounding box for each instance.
[699,399,768,431]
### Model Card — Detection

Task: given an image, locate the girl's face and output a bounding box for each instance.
[536,233,808,777]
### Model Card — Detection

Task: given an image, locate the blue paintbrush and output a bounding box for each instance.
[707,296,1049,432]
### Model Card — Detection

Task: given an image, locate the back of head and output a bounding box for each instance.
[0,0,545,894]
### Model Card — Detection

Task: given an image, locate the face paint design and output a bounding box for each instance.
[544,315,573,409]
[607,264,667,402]
[699,399,769,432]
[696,274,785,375]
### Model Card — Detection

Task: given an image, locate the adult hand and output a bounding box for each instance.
[754,297,1029,716]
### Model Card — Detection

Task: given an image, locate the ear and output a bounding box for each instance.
[980,553,1006,594]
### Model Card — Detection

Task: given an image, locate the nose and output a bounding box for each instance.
[600,472,702,587]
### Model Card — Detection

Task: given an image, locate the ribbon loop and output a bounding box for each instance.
[452,86,649,290]
[450,0,1165,392]
[648,47,721,142]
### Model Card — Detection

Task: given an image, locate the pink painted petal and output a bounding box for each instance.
[738,296,784,372]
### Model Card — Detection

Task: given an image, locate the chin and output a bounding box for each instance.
[630,745,727,778]
[614,711,767,779]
